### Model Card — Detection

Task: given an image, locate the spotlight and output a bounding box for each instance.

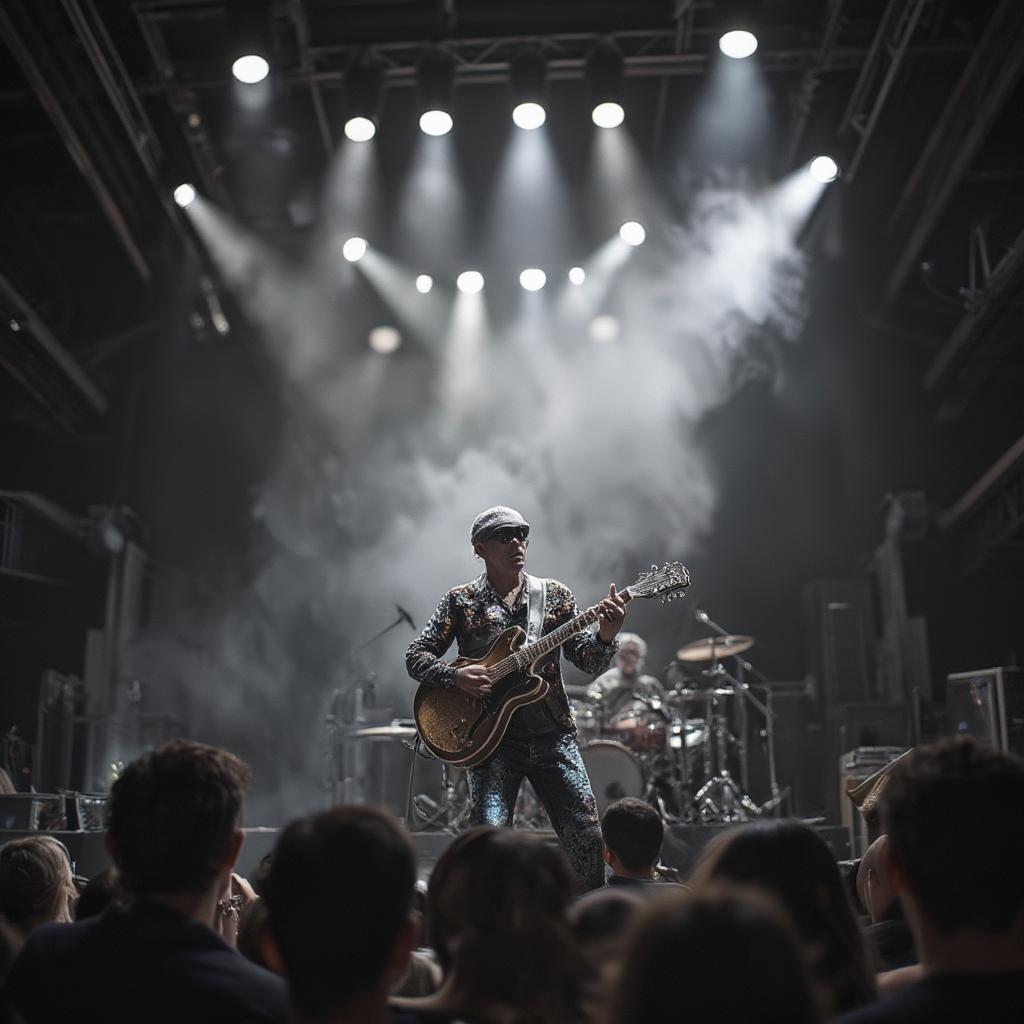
[344,63,383,142]
[619,221,646,247]
[589,315,620,343]
[415,274,434,294]
[419,109,453,137]
[568,266,586,285]
[718,30,758,59]
[510,51,547,130]
[587,44,625,127]
[418,51,455,136]
[344,116,376,143]
[512,102,546,130]
[232,54,270,84]
[369,326,402,354]
[342,236,368,262]
[456,270,484,294]
[809,155,840,183]
[519,268,547,291]
[592,101,625,129]
[173,183,197,208]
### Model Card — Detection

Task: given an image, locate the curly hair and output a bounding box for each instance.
[106,740,250,895]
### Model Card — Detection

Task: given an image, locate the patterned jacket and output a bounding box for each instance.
[406,572,617,733]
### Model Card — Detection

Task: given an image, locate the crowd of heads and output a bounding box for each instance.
[0,734,1022,1023]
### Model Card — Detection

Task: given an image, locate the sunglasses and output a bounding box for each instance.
[491,526,530,545]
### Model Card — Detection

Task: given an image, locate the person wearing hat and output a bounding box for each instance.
[406,505,627,892]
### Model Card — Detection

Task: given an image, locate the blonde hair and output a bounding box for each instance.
[0,835,75,932]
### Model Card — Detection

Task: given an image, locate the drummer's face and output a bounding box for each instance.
[617,645,641,672]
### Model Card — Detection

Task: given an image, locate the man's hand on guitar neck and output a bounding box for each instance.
[595,583,628,643]
[454,664,493,696]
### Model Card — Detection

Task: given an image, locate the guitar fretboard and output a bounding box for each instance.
[488,589,634,682]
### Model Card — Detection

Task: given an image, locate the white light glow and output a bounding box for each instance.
[368,325,402,354]
[809,155,840,183]
[419,109,453,136]
[719,30,758,60]
[568,266,586,285]
[589,315,620,343]
[519,268,547,291]
[512,101,546,130]
[232,54,270,84]
[592,101,625,128]
[342,236,368,262]
[456,270,484,294]
[415,274,434,294]
[344,116,376,142]
[619,221,646,247]
[173,183,197,208]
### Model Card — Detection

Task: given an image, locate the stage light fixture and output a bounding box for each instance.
[589,315,620,343]
[173,183,197,208]
[619,221,646,246]
[512,102,546,130]
[417,51,455,136]
[232,54,270,83]
[456,270,484,294]
[342,236,368,262]
[568,266,586,285]
[719,30,758,59]
[415,274,434,294]
[809,155,840,183]
[369,325,402,354]
[510,51,547,130]
[587,45,625,128]
[519,268,547,291]
[343,63,383,142]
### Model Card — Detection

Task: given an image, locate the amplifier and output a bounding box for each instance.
[946,667,1024,755]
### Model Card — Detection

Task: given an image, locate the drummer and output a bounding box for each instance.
[588,632,666,716]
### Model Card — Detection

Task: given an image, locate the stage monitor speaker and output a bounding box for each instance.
[946,667,1024,755]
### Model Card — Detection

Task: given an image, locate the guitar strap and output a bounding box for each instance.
[524,573,546,646]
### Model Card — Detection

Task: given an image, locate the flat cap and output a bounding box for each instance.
[470,505,530,543]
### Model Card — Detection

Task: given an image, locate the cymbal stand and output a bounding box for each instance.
[692,664,761,822]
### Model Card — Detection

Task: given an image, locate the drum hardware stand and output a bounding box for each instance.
[403,734,468,833]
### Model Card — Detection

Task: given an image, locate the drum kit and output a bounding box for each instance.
[329,607,787,830]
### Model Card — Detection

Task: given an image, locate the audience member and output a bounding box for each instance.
[691,818,876,1016]
[73,865,123,921]
[609,885,823,1024]
[394,827,585,1024]
[835,738,1024,1022]
[0,836,76,934]
[598,797,681,890]
[4,739,287,1024]
[856,835,916,971]
[262,804,418,1023]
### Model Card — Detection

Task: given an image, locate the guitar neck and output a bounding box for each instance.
[489,588,634,682]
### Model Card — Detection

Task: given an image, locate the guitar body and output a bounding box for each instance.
[413,626,551,768]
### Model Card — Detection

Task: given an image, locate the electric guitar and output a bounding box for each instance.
[413,562,692,767]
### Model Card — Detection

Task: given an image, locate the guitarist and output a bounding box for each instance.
[405,505,628,892]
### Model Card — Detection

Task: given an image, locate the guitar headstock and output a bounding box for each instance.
[626,561,692,603]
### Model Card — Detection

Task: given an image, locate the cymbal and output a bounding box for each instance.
[351,724,418,739]
[676,634,754,663]
[667,687,735,700]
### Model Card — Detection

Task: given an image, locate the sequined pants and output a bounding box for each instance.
[466,730,604,893]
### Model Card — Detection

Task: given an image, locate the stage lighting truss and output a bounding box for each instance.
[510,51,547,130]
[344,63,384,142]
[417,51,456,136]
[587,44,625,127]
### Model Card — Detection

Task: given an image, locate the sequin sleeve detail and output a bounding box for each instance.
[405,592,458,690]
[546,580,618,675]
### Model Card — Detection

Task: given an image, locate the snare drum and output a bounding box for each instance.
[608,700,668,752]
[569,698,602,744]
[580,740,645,816]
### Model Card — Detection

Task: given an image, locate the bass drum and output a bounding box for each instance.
[581,740,645,817]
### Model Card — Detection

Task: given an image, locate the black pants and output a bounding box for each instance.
[466,730,604,893]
